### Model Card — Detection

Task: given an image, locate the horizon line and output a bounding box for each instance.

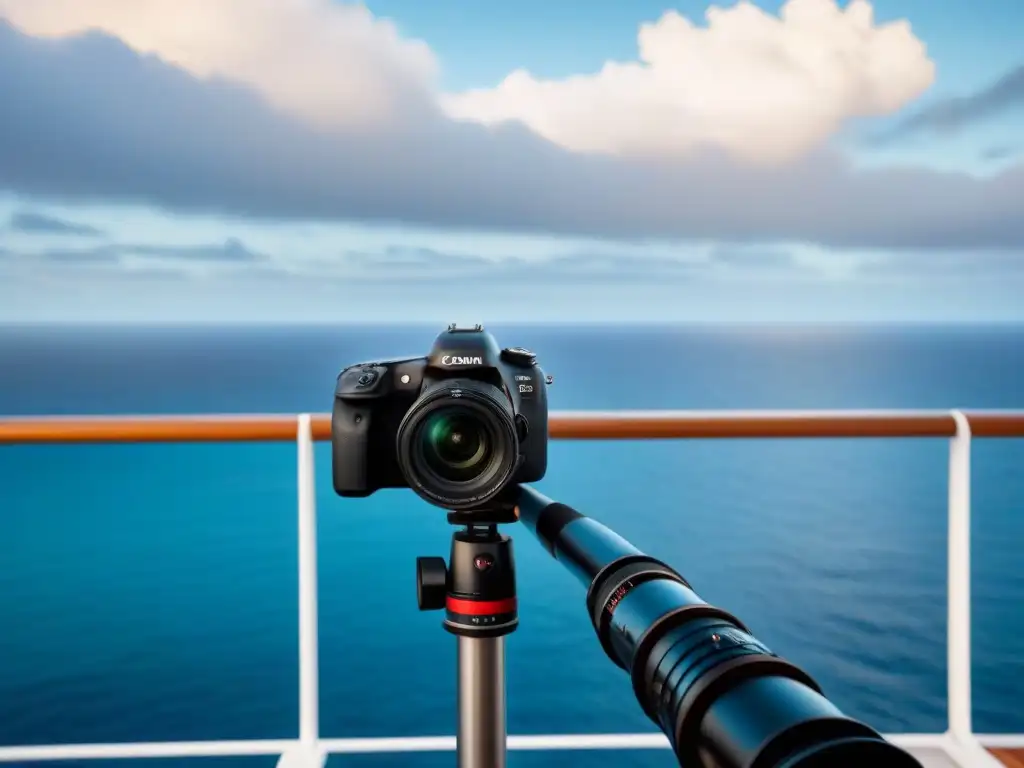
[3,319,1024,329]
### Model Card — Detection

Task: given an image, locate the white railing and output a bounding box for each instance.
[1,409,1022,767]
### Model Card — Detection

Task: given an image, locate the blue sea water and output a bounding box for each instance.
[0,323,1023,768]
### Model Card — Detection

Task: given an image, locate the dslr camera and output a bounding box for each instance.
[331,325,549,511]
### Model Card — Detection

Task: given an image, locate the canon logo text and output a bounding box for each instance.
[441,355,483,366]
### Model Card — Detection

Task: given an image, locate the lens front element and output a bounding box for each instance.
[421,409,492,483]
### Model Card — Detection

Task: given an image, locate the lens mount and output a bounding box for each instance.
[396,378,519,510]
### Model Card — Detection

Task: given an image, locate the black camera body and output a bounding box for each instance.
[332,325,549,511]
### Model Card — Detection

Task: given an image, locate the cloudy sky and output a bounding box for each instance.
[0,0,1022,323]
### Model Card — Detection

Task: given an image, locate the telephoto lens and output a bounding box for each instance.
[514,486,923,768]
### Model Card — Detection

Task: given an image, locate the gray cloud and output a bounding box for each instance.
[119,238,267,262]
[707,247,798,270]
[1,20,1023,250]
[873,64,1024,143]
[7,237,267,265]
[367,244,1022,284]
[981,144,1018,162]
[2,237,757,283]
[7,210,105,236]
[35,246,121,264]
[856,249,1024,277]
[343,246,492,277]
[7,235,1023,284]
[5,239,709,283]
[345,248,705,285]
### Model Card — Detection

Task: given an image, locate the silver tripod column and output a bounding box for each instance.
[416,524,517,768]
[457,635,507,768]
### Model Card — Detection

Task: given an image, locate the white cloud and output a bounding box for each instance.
[0,0,438,129]
[442,0,936,164]
[0,0,933,164]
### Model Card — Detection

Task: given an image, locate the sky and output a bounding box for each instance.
[0,0,1022,323]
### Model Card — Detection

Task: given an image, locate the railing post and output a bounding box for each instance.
[947,409,972,744]
[278,414,324,768]
[946,411,1004,767]
[298,413,320,746]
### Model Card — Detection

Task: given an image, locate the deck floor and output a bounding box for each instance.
[990,748,1024,767]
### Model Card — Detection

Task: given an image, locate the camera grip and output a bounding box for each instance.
[331,398,373,495]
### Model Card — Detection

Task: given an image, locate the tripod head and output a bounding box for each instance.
[416,520,518,638]
[418,497,520,633]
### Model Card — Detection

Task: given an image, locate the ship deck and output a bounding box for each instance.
[1,409,1023,768]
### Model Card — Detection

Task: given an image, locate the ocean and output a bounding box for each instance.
[0,323,1022,768]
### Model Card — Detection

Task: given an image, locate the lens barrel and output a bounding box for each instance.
[397,378,519,510]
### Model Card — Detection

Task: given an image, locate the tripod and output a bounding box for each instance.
[416,508,518,768]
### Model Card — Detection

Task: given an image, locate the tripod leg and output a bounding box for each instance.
[418,525,516,767]
[458,636,506,768]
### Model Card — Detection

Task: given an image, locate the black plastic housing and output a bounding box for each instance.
[331,326,549,509]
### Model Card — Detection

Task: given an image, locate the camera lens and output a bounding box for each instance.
[420,409,492,483]
[397,378,519,510]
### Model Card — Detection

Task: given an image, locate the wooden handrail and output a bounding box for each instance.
[0,411,1022,444]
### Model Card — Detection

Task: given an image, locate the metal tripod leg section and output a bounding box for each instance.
[458,636,507,768]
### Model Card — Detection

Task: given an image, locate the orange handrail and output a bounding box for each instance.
[0,411,1022,445]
